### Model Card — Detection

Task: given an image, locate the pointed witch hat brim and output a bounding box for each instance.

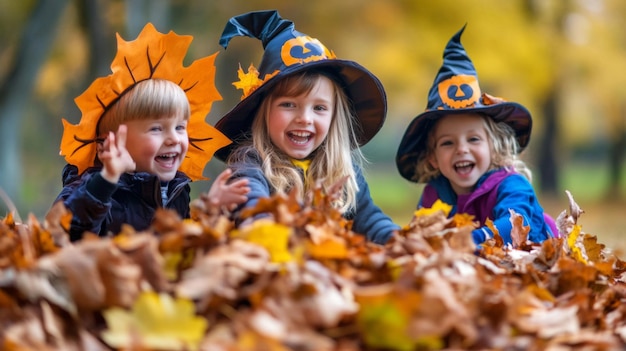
[213,10,387,161]
[395,25,532,182]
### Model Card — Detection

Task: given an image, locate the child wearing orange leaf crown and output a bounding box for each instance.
[396,25,558,245]
[214,10,400,244]
[55,23,250,242]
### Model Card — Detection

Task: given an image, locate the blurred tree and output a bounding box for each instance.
[0,1,69,205]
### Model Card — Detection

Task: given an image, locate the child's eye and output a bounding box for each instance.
[438,140,453,147]
[176,124,187,131]
[150,126,162,132]
[314,105,328,111]
[278,101,295,108]
[469,136,481,142]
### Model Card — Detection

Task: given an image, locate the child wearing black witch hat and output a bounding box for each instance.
[215,10,399,244]
[396,25,557,245]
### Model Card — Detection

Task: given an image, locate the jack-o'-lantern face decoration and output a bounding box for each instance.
[437,74,481,109]
[281,36,335,66]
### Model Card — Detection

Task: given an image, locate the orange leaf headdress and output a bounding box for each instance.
[60,23,230,181]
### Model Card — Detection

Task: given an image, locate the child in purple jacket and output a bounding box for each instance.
[396,25,556,245]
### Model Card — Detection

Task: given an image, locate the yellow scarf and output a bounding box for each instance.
[291,159,311,179]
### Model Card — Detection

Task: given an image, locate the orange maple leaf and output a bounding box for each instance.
[305,237,348,260]
[60,23,229,181]
[451,212,476,228]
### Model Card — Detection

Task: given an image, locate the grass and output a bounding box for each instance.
[366,161,626,255]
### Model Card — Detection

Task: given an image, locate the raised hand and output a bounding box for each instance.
[98,125,136,184]
[206,168,250,211]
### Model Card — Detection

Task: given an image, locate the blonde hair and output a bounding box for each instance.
[229,69,364,213]
[416,113,532,183]
[97,79,190,137]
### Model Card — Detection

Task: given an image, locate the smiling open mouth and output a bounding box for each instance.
[454,161,474,174]
[288,131,312,145]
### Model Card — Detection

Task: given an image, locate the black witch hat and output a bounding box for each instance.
[396,25,533,182]
[214,10,387,161]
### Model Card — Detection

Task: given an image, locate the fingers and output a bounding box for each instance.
[228,178,250,194]
[106,131,118,155]
[214,168,233,184]
[115,124,128,149]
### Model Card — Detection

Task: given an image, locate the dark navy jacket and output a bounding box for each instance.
[229,154,399,245]
[55,164,191,241]
[420,168,554,245]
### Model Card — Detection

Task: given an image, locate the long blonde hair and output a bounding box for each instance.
[97,79,190,137]
[416,113,532,183]
[229,69,365,213]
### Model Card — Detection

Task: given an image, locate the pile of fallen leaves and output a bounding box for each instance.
[1,188,626,351]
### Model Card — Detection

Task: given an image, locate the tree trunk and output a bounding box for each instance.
[537,86,559,196]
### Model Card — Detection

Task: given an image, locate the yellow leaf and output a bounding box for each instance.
[102,292,207,351]
[231,219,293,263]
[414,199,452,217]
[232,64,263,100]
[232,64,279,100]
[567,224,587,264]
[356,289,423,351]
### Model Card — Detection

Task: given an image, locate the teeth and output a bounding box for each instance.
[290,131,311,137]
[158,153,177,158]
[455,161,472,168]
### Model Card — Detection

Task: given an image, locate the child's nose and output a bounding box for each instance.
[295,109,313,124]
[165,130,183,145]
[456,141,469,153]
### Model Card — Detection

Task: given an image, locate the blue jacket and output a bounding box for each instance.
[55,164,191,241]
[229,154,399,244]
[420,168,554,244]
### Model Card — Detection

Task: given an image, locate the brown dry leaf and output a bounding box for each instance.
[38,243,106,312]
[91,243,142,309]
[176,240,270,303]
[2,305,58,351]
[26,214,62,257]
[445,226,476,253]
[43,201,72,247]
[402,210,451,239]
[0,226,19,269]
[113,230,169,293]
[4,184,626,350]
[565,189,584,221]
[512,299,580,338]
[581,233,605,263]
[554,256,599,296]
[509,209,530,248]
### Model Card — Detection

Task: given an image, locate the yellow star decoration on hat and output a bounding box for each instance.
[60,23,230,181]
[232,64,279,100]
